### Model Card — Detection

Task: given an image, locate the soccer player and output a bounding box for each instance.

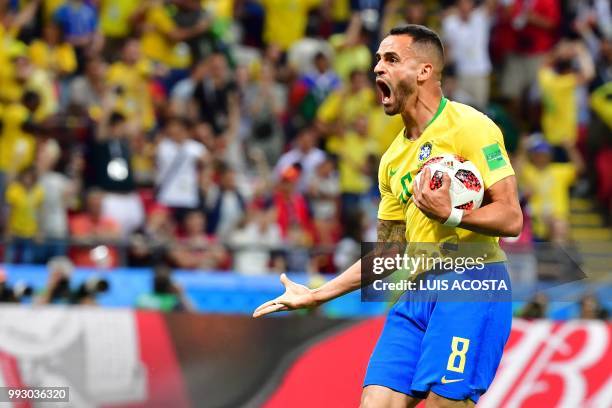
[253,25,522,408]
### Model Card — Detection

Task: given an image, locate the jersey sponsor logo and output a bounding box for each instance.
[418,142,432,161]
[441,376,464,384]
[482,143,507,170]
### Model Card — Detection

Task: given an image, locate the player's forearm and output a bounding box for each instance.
[460,201,522,237]
[311,259,362,305]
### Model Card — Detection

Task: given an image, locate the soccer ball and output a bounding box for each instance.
[414,154,484,210]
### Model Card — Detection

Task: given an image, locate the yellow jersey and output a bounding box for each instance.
[5,181,44,238]
[377,98,515,263]
[539,68,577,146]
[0,103,36,173]
[261,0,320,50]
[520,162,575,238]
[327,130,378,194]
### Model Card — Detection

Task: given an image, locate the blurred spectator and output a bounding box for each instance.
[441,64,476,107]
[327,115,378,216]
[4,166,44,264]
[308,156,340,223]
[317,70,375,138]
[589,83,612,223]
[0,92,40,223]
[590,37,612,87]
[517,135,584,243]
[382,0,428,35]
[2,46,57,120]
[299,52,341,116]
[329,19,372,81]
[128,205,176,266]
[89,109,144,236]
[36,255,109,305]
[260,0,321,51]
[0,91,41,213]
[167,210,229,270]
[191,52,240,135]
[275,127,325,192]
[36,139,79,263]
[499,0,560,120]
[520,293,549,319]
[36,256,74,304]
[0,267,33,302]
[53,0,101,69]
[98,0,140,60]
[570,0,612,43]
[70,275,110,305]
[579,293,609,320]
[501,196,537,286]
[68,56,107,113]
[105,38,155,131]
[202,163,246,239]
[29,22,77,77]
[69,189,121,267]
[244,61,286,165]
[136,264,194,311]
[442,0,495,110]
[538,40,595,155]
[229,205,282,275]
[172,0,215,63]
[333,210,365,272]
[273,165,315,272]
[139,0,208,70]
[170,60,207,116]
[155,117,208,219]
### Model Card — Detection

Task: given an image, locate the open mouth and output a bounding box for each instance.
[376,79,393,105]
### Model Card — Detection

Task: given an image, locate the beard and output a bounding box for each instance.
[383,78,415,116]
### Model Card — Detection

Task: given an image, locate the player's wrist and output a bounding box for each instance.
[443,208,464,227]
[310,288,326,307]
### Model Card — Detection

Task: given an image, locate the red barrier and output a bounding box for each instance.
[265,318,612,407]
[0,309,608,407]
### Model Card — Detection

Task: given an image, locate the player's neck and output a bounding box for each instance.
[400,90,444,140]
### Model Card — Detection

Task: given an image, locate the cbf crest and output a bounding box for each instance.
[418,142,432,161]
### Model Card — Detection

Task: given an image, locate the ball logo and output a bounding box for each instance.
[418,142,432,161]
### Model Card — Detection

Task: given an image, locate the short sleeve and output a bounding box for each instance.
[554,163,577,187]
[539,68,576,91]
[188,140,207,159]
[5,183,20,205]
[150,6,175,34]
[457,118,515,190]
[377,157,404,221]
[316,91,340,124]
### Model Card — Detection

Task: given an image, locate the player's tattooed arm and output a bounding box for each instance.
[377,219,407,243]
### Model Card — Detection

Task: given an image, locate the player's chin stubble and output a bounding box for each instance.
[386,79,414,116]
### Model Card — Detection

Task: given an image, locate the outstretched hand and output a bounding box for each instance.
[252,273,318,318]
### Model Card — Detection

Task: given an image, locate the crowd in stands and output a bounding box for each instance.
[0,0,610,280]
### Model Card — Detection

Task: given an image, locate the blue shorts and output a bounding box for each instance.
[363,262,512,403]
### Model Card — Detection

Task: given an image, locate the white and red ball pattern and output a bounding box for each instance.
[414,154,484,211]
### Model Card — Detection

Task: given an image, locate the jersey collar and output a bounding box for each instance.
[424,96,448,130]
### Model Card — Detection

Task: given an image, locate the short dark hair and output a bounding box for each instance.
[389,24,445,65]
[166,116,193,130]
[22,90,40,106]
[109,111,126,126]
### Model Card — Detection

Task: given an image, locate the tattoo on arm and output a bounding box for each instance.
[377,219,406,243]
